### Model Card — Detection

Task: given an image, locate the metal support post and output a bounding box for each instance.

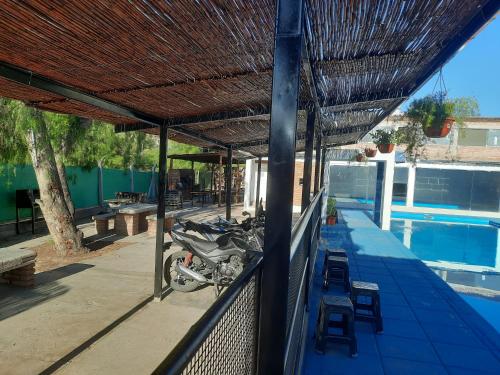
[218,155,222,207]
[313,132,321,194]
[301,110,315,212]
[255,157,262,213]
[320,147,326,188]
[374,161,384,228]
[154,125,167,301]
[258,0,304,373]
[226,147,233,220]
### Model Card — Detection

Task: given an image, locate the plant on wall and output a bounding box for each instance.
[371,129,398,153]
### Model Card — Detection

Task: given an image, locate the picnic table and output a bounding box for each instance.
[114,203,157,236]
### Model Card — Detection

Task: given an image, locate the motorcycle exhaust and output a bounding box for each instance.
[178,263,208,283]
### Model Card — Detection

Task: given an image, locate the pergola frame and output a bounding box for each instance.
[0,1,499,373]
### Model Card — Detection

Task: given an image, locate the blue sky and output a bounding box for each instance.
[401,16,500,117]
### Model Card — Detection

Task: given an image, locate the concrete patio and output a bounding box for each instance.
[0,204,246,375]
[303,210,500,374]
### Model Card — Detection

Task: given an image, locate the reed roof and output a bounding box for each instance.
[0,0,496,156]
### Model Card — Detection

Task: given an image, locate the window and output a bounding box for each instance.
[486,130,500,147]
[458,129,488,146]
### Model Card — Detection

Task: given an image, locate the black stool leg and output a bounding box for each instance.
[315,303,327,354]
[374,294,383,333]
[348,315,357,357]
[343,267,350,292]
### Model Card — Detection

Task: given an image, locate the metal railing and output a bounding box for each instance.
[285,188,323,374]
[154,188,323,375]
[154,256,262,375]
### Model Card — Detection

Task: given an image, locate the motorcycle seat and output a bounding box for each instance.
[171,230,219,253]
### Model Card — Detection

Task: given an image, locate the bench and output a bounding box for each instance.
[92,212,116,234]
[146,212,176,236]
[0,248,37,287]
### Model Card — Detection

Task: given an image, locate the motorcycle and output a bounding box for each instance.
[164,218,262,295]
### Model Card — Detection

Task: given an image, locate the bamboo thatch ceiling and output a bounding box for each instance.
[0,0,497,156]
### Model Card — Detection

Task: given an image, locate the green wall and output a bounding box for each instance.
[0,165,155,223]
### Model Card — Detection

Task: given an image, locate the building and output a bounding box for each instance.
[343,116,500,163]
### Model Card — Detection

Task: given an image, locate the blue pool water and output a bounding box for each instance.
[390,219,498,268]
[356,198,460,209]
[390,216,500,333]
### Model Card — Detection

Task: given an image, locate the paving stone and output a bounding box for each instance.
[376,335,440,364]
[382,357,448,375]
[433,342,500,373]
[382,318,427,340]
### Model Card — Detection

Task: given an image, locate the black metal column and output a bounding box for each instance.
[154,125,167,301]
[301,110,315,212]
[258,0,303,373]
[313,132,321,194]
[374,161,385,228]
[255,157,262,213]
[320,147,326,188]
[225,147,233,220]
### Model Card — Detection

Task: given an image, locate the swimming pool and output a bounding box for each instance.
[390,216,500,332]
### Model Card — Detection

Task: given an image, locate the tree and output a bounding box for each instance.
[47,113,91,218]
[0,99,84,255]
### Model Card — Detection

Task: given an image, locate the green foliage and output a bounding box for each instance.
[0,99,32,165]
[371,129,397,145]
[326,197,337,216]
[407,93,479,130]
[400,95,480,164]
[394,125,427,164]
[0,98,205,172]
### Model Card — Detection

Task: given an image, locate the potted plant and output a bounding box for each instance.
[399,95,479,164]
[371,129,397,153]
[406,93,455,138]
[355,151,366,162]
[364,147,377,157]
[326,197,337,225]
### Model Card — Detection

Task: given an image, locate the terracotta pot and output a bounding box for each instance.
[326,215,336,225]
[364,148,377,157]
[424,117,454,138]
[377,144,395,153]
[355,154,364,162]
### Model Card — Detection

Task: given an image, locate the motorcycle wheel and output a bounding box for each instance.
[164,250,202,292]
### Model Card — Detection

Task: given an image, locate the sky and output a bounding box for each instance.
[400,16,500,117]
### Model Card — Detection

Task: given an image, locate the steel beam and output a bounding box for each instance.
[225,147,233,220]
[0,62,165,127]
[258,0,303,373]
[320,147,326,188]
[313,131,321,194]
[0,63,231,149]
[255,157,262,213]
[301,111,315,212]
[154,125,167,301]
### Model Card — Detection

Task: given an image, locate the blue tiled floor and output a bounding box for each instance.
[302,210,500,374]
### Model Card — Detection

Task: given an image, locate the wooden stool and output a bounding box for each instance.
[323,248,347,276]
[323,256,350,292]
[315,295,357,357]
[351,281,383,333]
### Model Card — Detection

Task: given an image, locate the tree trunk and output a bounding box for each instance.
[55,154,75,219]
[26,111,85,256]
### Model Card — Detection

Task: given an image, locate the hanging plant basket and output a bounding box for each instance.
[364,148,377,157]
[377,144,394,153]
[423,117,454,138]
